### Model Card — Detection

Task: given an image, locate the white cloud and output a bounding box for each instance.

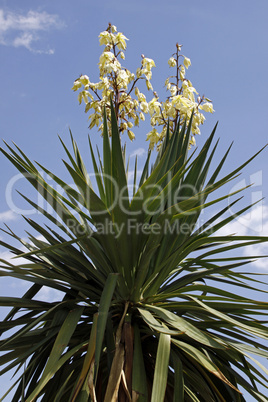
[34,286,63,302]
[244,243,268,269]
[0,239,63,302]
[0,234,46,266]
[214,203,268,270]
[130,148,147,158]
[0,250,27,266]
[0,9,64,53]
[216,204,268,236]
[0,209,20,222]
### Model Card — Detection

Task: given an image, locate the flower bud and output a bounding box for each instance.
[128,130,135,141]
[170,86,177,96]
[146,80,153,91]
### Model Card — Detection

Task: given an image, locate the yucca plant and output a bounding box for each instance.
[1,23,268,401]
[0,102,268,401]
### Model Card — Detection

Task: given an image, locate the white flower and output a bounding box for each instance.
[72,80,82,91]
[99,31,114,46]
[179,65,186,80]
[140,101,149,113]
[146,128,160,150]
[146,80,153,91]
[115,32,129,50]
[128,130,135,141]
[73,25,214,150]
[183,56,191,69]
[199,102,214,113]
[168,57,176,67]
[139,112,145,121]
[148,98,161,116]
[170,86,177,96]
[80,75,90,85]
[142,57,156,71]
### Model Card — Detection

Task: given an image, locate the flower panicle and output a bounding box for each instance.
[72,25,214,149]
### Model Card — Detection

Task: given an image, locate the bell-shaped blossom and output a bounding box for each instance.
[168,57,176,67]
[183,56,191,69]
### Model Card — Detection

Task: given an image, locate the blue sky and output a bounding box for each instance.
[0,0,268,399]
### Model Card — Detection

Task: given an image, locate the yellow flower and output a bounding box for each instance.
[128,130,135,141]
[148,98,161,116]
[73,25,214,150]
[99,51,121,74]
[135,88,146,102]
[134,115,139,126]
[146,128,160,150]
[179,65,186,80]
[80,75,90,85]
[78,90,90,105]
[139,112,145,121]
[183,57,191,69]
[199,102,214,113]
[140,101,149,113]
[170,86,177,96]
[99,31,114,46]
[115,32,129,50]
[168,57,176,67]
[189,136,196,146]
[117,70,129,88]
[142,57,156,71]
[164,77,171,90]
[121,122,128,131]
[146,80,153,91]
[136,68,142,78]
[183,88,195,102]
[72,80,82,91]
[99,51,114,66]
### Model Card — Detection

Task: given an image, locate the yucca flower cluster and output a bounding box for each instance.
[72,23,214,149]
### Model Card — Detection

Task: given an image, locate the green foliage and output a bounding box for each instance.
[0,105,268,401]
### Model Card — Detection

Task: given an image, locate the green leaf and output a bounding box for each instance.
[94,273,119,382]
[190,296,268,339]
[88,135,106,202]
[102,107,112,207]
[171,339,241,393]
[110,99,129,207]
[70,313,98,401]
[138,308,181,335]
[151,333,170,402]
[26,306,84,401]
[132,324,148,402]
[146,304,225,349]
[171,352,184,402]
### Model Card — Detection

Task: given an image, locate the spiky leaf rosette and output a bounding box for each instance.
[0,106,268,401]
